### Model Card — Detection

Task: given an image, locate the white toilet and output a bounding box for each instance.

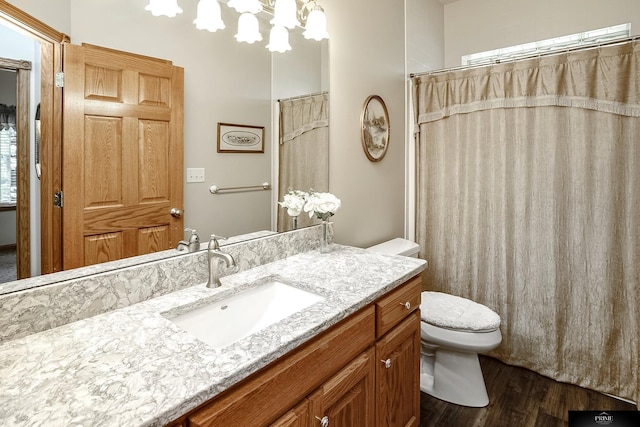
[367,238,502,408]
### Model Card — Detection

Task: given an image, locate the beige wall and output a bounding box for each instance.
[407,0,445,74]
[323,0,407,248]
[444,0,640,68]
[6,0,70,34]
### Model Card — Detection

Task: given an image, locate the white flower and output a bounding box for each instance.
[304,192,341,221]
[279,190,309,217]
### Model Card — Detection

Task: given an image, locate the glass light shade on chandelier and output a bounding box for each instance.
[303,6,329,41]
[235,13,263,44]
[193,0,225,32]
[145,0,183,17]
[227,0,263,14]
[144,0,329,52]
[266,25,292,53]
[270,0,300,30]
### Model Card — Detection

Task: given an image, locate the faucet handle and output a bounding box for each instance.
[184,228,200,244]
[209,234,228,250]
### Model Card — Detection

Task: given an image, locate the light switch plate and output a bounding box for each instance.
[187,168,205,183]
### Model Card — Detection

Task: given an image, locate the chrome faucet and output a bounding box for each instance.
[206,234,236,288]
[177,228,200,252]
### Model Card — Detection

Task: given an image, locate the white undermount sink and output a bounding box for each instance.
[167,281,325,349]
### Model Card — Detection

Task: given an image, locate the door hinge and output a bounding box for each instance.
[54,191,64,208]
[55,72,64,88]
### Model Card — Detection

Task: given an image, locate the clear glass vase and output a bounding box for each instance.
[320,220,330,252]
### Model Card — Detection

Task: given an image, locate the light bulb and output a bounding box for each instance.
[193,0,225,32]
[266,25,292,53]
[235,13,263,44]
[145,0,183,17]
[270,0,300,30]
[227,0,263,14]
[303,7,329,41]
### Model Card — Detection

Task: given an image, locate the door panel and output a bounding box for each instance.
[84,115,123,208]
[138,225,170,255]
[138,119,170,202]
[63,43,183,270]
[84,232,123,266]
[308,348,375,427]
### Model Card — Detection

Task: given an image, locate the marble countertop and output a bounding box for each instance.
[0,245,426,427]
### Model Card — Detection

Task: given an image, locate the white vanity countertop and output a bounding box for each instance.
[0,245,426,427]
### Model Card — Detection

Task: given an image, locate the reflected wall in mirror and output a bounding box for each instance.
[273,28,329,232]
[0,0,329,291]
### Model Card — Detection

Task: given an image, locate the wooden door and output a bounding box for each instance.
[308,348,375,427]
[62,43,183,269]
[375,311,421,427]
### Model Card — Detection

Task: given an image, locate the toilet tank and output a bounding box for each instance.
[367,238,420,258]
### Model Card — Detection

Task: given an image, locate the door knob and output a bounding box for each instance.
[170,208,182,218]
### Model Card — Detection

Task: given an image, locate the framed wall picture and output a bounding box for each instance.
[360,95,390,162]
[217,122,265,153]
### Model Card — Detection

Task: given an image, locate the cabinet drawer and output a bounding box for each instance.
[375,277,421,338]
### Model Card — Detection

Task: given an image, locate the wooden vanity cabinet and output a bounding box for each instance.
[177,276,421,427]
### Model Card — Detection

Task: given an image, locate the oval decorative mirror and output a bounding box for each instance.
[360,94,389,162]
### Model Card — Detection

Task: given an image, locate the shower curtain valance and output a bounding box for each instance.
[413,41,640,124]
[279,92,329,144]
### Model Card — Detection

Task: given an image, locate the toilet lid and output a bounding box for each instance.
[420,291,501,332]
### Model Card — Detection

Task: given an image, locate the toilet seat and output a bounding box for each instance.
[421,321,502,353]
[420,291,500,332]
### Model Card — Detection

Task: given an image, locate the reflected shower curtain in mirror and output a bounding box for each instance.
[413,42,640,405]
[278,92,329,232]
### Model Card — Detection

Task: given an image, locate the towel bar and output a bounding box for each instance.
[209,182,271,194]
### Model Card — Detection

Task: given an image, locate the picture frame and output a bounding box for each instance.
[360,95,390,162]
[217,122,265,153]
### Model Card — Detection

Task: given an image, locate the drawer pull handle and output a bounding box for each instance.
[316,416,329,427]
[381,358,392,369]
[400,301,411,310]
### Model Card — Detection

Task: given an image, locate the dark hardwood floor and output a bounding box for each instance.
[420,356,636,427]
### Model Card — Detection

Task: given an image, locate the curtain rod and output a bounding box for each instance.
[277,90,328,103]
[409,35,640,78]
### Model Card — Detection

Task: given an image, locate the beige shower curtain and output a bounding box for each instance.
[278,93,329,231]
[413,42,640,405]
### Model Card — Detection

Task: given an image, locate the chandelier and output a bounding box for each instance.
[145,0,329,53]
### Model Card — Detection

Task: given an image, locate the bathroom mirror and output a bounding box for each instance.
[0,1,329,293]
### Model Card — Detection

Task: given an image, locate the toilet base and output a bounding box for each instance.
[420,348,490,408]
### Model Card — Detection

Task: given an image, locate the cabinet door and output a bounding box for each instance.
[308,348,375,427]
[376,311,421,427]
[271,399,309,427]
